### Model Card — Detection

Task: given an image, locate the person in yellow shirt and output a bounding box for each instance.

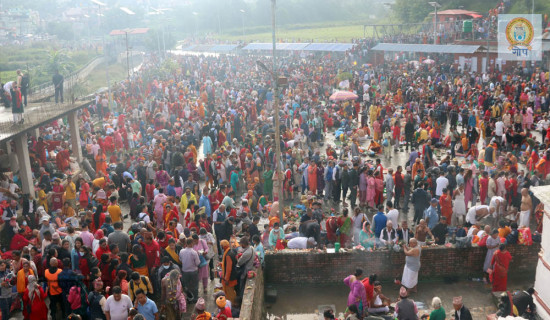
[128,271,154,303]
[62,201,75,218]
[180,187,197,214]
[418,128,428,142]
[92,176,107,189]
[107,196,123,223]
[65,174,77,209]
[38,184,48,212]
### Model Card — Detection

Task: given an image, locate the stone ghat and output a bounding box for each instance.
[264,244,540,284]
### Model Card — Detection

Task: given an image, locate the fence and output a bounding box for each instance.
[29,56,105,102]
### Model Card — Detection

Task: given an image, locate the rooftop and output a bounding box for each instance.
[371,43,483,54]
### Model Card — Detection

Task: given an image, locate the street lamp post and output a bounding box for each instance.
[256,0,284,224]
[124,30,130,79]
[271,0,283,225]
[240,9,246,39]
[91,0,111,110]
[192,12,199,38]
[428,2,441,45]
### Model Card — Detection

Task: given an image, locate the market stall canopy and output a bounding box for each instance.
[371,43,483,54]
[329,91,358,101]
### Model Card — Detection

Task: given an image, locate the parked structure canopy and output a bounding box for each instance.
[371,43,483,54]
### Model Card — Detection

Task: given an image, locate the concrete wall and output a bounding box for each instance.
[238,266,264,320]
[532,186,550,319]
[264,244,540,284]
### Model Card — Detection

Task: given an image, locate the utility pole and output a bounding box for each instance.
[240,9,246,39]
[271,0,283,224]
[125,31,130,79]
[429,2,441,45]
[485,16,492,73]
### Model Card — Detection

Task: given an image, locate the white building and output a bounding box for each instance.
[531,185,550,319]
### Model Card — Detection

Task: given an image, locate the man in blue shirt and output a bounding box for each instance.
[135,288,158,320]
[424,199,440,230]
[373,204,387,238]
[198,187,212,219]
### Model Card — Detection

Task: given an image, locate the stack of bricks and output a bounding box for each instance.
[264,244,540,284]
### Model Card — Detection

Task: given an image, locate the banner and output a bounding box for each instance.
[498,14,542,61]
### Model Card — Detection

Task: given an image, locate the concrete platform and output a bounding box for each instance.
[0,100,90,143]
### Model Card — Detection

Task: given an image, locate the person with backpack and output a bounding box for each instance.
[88,279,107,320]
[58,258,79,315]
[128,271,153,303]
[67,281,88,319]
[17,69,29,107]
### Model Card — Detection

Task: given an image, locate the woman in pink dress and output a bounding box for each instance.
[523,106,533,130]
[367,170,376,209]
[192,234,209,293]
[464,169,474,209]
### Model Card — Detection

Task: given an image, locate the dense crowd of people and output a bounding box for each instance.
[1,12,550,320]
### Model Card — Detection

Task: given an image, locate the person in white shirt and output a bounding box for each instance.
[465,205,493,226]
[287,237,316,249]
[435,172,449,197]
[386,201,399,228]
[379,221,397,246]
[495,120,504,142]
[104,286,133,320]
[352,207,369,245]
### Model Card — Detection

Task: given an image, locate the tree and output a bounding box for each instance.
[392,0,433,24]
[45,50,76,76]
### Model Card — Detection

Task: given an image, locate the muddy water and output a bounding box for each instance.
[265,284,349,320]
[264,274,535,320]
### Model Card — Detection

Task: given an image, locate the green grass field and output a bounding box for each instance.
[214,21,376,43]
[0,46,98,87]
[84,56,143,95]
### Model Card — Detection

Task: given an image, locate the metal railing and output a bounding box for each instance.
[29,56,105,102]
[0,100,92,143]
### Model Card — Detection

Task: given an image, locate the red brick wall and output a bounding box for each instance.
[264,244,540,284]
[239,266,264,320]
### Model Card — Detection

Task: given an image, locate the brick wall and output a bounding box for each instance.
[238,266,264,320]
[264,244,540,284]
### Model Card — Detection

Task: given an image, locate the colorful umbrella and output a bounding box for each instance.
[423,59,435,64]
[329,91,358,101]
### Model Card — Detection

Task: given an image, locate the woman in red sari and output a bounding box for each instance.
[22,275,48,320]
[490,244,512,292]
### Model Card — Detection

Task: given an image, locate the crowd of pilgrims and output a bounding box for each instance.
[0,37,549,319]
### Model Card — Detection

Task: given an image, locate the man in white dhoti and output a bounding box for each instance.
[401,238,421,293]
[519,188,532,228]
[466,205,494,227]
